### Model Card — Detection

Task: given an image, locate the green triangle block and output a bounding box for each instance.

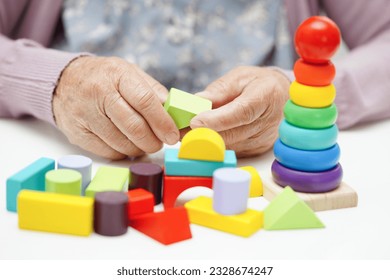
[264,186,325,230]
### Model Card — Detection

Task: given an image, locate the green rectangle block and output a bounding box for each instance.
[6,157,55,212]
[85,166,129,197]
[164,88,212,129]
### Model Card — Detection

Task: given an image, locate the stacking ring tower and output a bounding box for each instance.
[272,16,343,193]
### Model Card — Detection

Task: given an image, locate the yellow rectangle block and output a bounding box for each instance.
[184,196,263,237]
[18,190,94,236]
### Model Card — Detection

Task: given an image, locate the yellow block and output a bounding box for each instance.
[240,166,263,197]
[179,128,225,162]
[289,81,336,108]
[184,196,263,237]
[18,190,94,236]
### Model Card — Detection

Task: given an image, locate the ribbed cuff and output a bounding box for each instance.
[0,37,90,125]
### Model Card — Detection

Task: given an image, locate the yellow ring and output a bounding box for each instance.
[289,81,336,108]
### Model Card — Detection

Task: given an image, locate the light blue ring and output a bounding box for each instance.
[273,138,340,172]
[279,120,338,150]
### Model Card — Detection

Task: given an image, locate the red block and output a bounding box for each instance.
[127,188,154,220]
[163,174,213,209]
[129,207,192,245]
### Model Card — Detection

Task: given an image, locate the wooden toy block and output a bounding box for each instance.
[6,157,55,212]
[18,190,94,236]
[213,168,250,215]
[94,192,128,236]
[163,174,213,209]
[239,166,263,197]
[263,176,358,212]
[57,155,92,196]
[129,207,192,245]
[185,196,263,237]
[128,188,154,219]
[45,169,82,196]
[179,127,225,162]
[264,186,324,230]
[164,88,212,129]
[129,163,163,204]
[85,166,129,198]
[164,148,237,177]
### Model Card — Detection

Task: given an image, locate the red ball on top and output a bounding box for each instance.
[295,16,341,64]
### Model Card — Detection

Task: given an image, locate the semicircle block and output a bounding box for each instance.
[179,127,226,162]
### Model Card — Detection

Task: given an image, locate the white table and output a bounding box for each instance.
[1,117,389,260]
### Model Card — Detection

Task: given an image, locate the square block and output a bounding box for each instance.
[6,157,55,212]
[263,176,358,212]
[18,190,94,236]
[164,88,212,129]
[85,166,129,198]
[127,188,154,219]
[164,149,237,177]
[185,196,263,237]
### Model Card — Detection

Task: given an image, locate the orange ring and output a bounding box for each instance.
[294,59,335,86]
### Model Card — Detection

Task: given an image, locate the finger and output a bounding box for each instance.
[104,94,163,153]
[135,67,169,104]
[119,65,179,145]
[191,83,267,132]
[179,127,191,141]
[71,129,128,160]
[217,118,262,146]
[195,66,259,108]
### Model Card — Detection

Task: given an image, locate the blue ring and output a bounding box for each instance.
[273,138,340,172]
[279,120,338,150]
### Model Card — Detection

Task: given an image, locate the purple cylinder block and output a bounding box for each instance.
[129,163,163,205]
[271,160,343,193]
[212,168,250,215]
[94,192,128,236]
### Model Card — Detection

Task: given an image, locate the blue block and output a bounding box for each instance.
[164,149,237,177]
[6,157,55,212]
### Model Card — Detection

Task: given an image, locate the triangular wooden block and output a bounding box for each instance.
[264,186,324,230]
[129,207,192,245]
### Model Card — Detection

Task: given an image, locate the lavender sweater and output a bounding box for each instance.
[1,0,390,129]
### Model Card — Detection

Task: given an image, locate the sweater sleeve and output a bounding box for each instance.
[0,34,87,125]
[322,0,390,129]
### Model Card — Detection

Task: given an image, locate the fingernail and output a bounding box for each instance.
[190,118,205,128]
[165,131,179,145]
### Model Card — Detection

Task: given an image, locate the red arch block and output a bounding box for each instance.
[163,174,213,209]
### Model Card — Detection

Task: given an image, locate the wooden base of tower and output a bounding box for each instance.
[263,176,358,212]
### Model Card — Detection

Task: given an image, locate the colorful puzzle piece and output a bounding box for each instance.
[163,174,213,209]
[239,166,263,197]
[164,88,212,129]
[129,207,192,245]
[178,127,225,162]
[85,166,129,198]
[185,196,263,237]
[164,149,237,177]
[6,157,55,212]
[264,186,324,230]
[128,188,155,220]
[45,169,82,196]
[18,190,94,236]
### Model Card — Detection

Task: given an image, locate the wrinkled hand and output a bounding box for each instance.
[53,56,179,159]
[190,66,290,158]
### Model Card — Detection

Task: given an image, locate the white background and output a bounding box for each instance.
[0,117,390,260]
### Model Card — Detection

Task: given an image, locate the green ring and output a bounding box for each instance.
[284,100,338,129]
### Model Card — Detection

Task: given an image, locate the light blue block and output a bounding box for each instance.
[6,157,55,212]
[164,149,237,177]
